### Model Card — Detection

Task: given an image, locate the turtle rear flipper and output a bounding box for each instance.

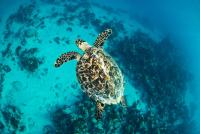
[95,101,105,120]
[54,51,81,67]
[94,29,112,48]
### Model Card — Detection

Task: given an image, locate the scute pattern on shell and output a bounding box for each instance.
[76,47,124,105]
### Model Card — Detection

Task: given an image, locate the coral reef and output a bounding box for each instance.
[66,27,72,32]
[0,121,4,133]
[51,94,93,134]
[0,0,194,133]
[47,22,192,133]
[50,93,126,134]
[0,64,11,73]
[56,17,67,26]
[16,48,44,73]
[51,92,168,134]
[3,2,41,42]
[107,30,193,133]
[0,64,11,98]
[0,73,5,98]
[9,4,35,24]
[23,28,37,38]
[0,105,25,133]
[50,30,193,133]
[53,37,61,44]
[1,43,12,57]
[43,124,55,134]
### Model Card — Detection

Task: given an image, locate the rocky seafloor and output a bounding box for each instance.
[0,0,195,133]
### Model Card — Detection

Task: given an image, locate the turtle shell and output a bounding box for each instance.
[76,47,124,105]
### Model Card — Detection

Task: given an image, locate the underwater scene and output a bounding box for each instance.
[0,0,200,133]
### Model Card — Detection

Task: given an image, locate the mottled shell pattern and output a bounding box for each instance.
[76,47,124,105]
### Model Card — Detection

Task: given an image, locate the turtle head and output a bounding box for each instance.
[75,39,91,51]
[105,29,112,36]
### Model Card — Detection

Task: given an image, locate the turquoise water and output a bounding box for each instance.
[0,0,200,133]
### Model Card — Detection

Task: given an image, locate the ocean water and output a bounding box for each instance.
[0,0,200,133]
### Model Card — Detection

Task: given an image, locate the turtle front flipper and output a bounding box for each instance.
[95,101,105,120]
[94,29,112,48]
[54,51,81,68]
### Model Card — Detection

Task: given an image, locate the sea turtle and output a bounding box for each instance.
[54,29,125,119]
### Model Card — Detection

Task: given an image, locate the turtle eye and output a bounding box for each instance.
[92,49,97,53]
[101,103,105,107]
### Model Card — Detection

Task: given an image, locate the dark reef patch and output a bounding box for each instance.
[0,121,5,133]
[8,4,35,24]
[107,30,193,133]
[0,64,11,73]
[53,36,61,44]
[43,124,55,134]
[0,73,5,98]
[4,3,34,39]
[66,27,72,32]
[23,28,37,38]
[52,91,185,134]
[51,93,127,134]
[56,17,67,26]
[16,48,44,73]
[1,43,12,57]
[0,64,11,98]
[0,105,25,133]
[3,2,41,41]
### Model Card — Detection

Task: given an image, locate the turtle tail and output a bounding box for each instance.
[54,51,81,68]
